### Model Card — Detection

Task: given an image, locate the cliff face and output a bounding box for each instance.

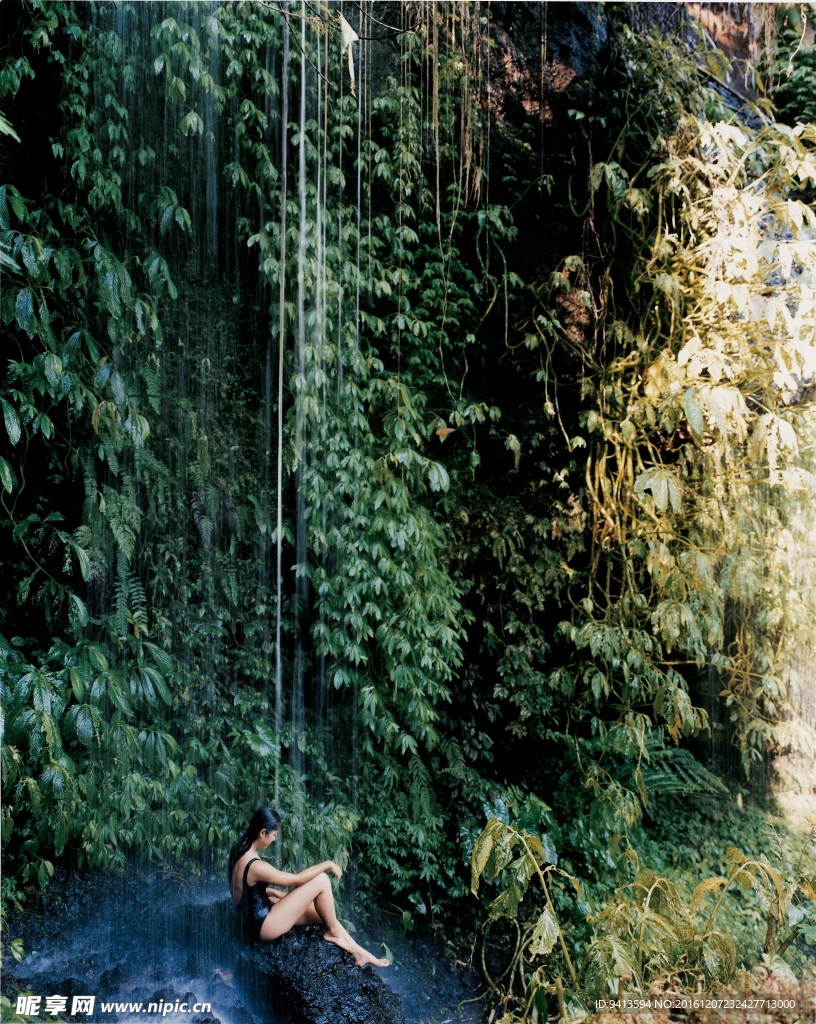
[485,2,608,127]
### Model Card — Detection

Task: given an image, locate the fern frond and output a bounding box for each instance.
[100,435,121,475]
[223,560,238,605]
[140,362,161,413]
[80,453,98,499]
[113,550,130,637]
[205,482,220,519]
[441,737,468,780]
[134,443,170,484]
[408,754,437,823]
[103,482,142,560]
[199,515,214,548]
[130,571,147,614]
[640,746,728,798]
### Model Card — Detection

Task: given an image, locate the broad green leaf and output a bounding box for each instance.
[44,352,62,386]
[427,461,449,493]
[88,645,108,671]
[15,288,35,334]
[72,543,91,580]
[109,369,125,404]
[107,672,134,717]
[69,593,88,627]
[0,455,16,493]
[142,665,173,706]
[529,903,559,956]
[69,667,85,702]
[1,398,21,446]
[76,705,94,745]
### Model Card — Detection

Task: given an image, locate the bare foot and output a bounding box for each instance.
[323,930,388,968]
[350,947,389,969]
[323,928,354,954]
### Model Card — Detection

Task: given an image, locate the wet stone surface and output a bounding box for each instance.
[233,922,404,1024]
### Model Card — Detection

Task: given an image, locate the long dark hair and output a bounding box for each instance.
[227,807,282,884]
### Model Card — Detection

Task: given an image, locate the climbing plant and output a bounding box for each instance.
[0,0,481,903]
[565,20,816,776]
[2,1,814,956]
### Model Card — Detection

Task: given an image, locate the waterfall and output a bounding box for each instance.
[274,0,290,819]
[291,0,309,858]
[68,0,374,861]
[4,0,499,954]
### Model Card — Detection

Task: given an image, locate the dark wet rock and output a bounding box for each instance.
[99,963,130,994]
[236,926,405,1024]
[51,976,87,1000]
[212,996,256,1024]
[147,987,177,1006]
[193,899,404,1024]
[488,1,609,128]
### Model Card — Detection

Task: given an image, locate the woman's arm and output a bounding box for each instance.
[250,859,342,888]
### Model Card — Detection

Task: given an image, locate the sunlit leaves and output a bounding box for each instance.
[569,21,816,779]
[529,903,559,956]
[634,466,682,514]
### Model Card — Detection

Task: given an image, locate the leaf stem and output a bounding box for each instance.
[517,830,578,986]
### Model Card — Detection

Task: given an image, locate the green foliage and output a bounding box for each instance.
[1,0,812,964]
[574,32,816,770]
[0,0,478,914]
[463,7,816,1009]
[470,811,816,1020]
[771,4,816,124]
[460,8,816,802]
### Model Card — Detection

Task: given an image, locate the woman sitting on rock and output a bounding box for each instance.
[228,807,388,968]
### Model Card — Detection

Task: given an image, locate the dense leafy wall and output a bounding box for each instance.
[0,0,473,894]
[1,0,815,946]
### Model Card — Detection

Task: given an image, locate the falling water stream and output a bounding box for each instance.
[96,0,371,853]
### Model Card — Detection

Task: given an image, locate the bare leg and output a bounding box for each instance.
[260,873,339,940]
[293,903,322,927]
[297,907,387,967]
[260,876,387,967]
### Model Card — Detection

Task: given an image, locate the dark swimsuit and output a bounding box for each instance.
[236,857,271,943]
